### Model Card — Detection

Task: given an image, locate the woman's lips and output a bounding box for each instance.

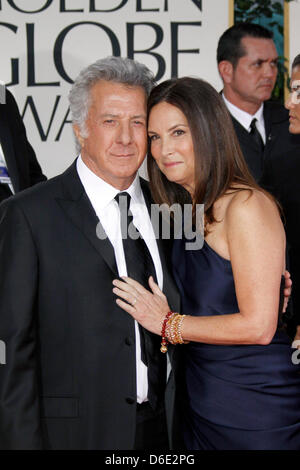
[163,161,182,168]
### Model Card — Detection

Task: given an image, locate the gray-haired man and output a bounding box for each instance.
[0,57,180,450]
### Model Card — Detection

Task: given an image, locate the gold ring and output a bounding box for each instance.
[132,298,137,306]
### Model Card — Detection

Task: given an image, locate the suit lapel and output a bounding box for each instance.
[230,115,260,154]
[56,162,118,276]
[263,103,272,145]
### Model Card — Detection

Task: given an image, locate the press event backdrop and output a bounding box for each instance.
[0,0,237,176]
[5,0,297,178]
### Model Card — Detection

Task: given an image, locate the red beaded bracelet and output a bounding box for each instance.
[160,311,174,353]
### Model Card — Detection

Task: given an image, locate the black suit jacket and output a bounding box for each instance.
[230,101,300,183]
[262,149,300,331]
[231,100,300,331]
[0,89,46,202]
[0,162,181,450]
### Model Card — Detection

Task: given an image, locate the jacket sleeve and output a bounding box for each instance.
[0,198,44,449]
[7,90,47,186]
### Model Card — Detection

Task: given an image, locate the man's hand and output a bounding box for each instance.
[283,270,292,313]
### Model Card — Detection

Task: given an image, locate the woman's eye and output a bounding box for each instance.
[174,129,185,136]
[149,134,159,141]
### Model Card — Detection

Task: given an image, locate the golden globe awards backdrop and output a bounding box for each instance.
[0,0,233,177]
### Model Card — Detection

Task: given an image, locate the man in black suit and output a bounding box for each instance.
[0,57,180,450]
[217,23,300,335]
[0,87,46,202]
[262,55,300,339]
[217,23,300,183]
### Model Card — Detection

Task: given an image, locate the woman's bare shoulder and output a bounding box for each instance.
[224,186,284,245]
[226,186,278,218]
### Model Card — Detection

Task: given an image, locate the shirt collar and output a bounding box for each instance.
[76,155,143,212]
[222,93,264,133]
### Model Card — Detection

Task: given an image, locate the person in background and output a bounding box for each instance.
[113,77,300,450]
[217,23,299,335]
[263,54,300,343]
[0,88,46,202]
[217,23,300,183]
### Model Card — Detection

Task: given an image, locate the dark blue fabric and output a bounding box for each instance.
[172,238,300,450]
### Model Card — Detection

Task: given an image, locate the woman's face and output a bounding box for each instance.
[285,65,300,134]
[148,102,195,194]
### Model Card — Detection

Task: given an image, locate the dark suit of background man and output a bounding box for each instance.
[262,54,300,342]
[216,23,300,338]
[0,57,180,450]
[0,88,46,202]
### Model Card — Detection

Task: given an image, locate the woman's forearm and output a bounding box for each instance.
[181,311,278,345]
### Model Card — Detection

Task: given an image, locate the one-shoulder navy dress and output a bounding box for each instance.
[172,238,300,450]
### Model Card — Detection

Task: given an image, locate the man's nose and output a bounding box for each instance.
[117,122,132,145]
[263,63,277,78]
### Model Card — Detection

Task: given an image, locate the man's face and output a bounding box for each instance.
[223,37,278,112]
[75,80,147,190]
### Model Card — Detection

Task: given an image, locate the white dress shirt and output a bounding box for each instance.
[76,155,163,403]
[222,94,266,144]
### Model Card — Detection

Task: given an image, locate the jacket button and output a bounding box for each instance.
[125,337,132,346]
[126,397,135,405]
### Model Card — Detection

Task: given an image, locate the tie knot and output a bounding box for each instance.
[115,191,131,206]
[250,118,258,132]
[115,192,132,220]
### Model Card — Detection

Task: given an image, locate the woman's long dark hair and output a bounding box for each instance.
[147,77,266,229]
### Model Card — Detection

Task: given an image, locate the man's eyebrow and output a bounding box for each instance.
[99,113,120,118]
[132,114,147,120]
[99,113,146,119]
[253,57,279,63]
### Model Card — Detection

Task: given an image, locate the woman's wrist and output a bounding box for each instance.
[160,311,189,353]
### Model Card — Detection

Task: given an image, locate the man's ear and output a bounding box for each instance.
[218,60,234,84]
[73,125,85,148]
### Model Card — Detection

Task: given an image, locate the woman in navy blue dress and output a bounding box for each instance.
[113,77,300,450]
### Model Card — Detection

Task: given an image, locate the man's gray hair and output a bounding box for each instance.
[69,56,156,150]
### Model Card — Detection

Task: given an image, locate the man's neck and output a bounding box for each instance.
[223,89,262,116]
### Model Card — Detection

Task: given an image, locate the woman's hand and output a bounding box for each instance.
[112,276,171,335]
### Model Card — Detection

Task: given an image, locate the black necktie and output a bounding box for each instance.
[115,192,157,290]
[249,118,264,154]
[115,191,165,409]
